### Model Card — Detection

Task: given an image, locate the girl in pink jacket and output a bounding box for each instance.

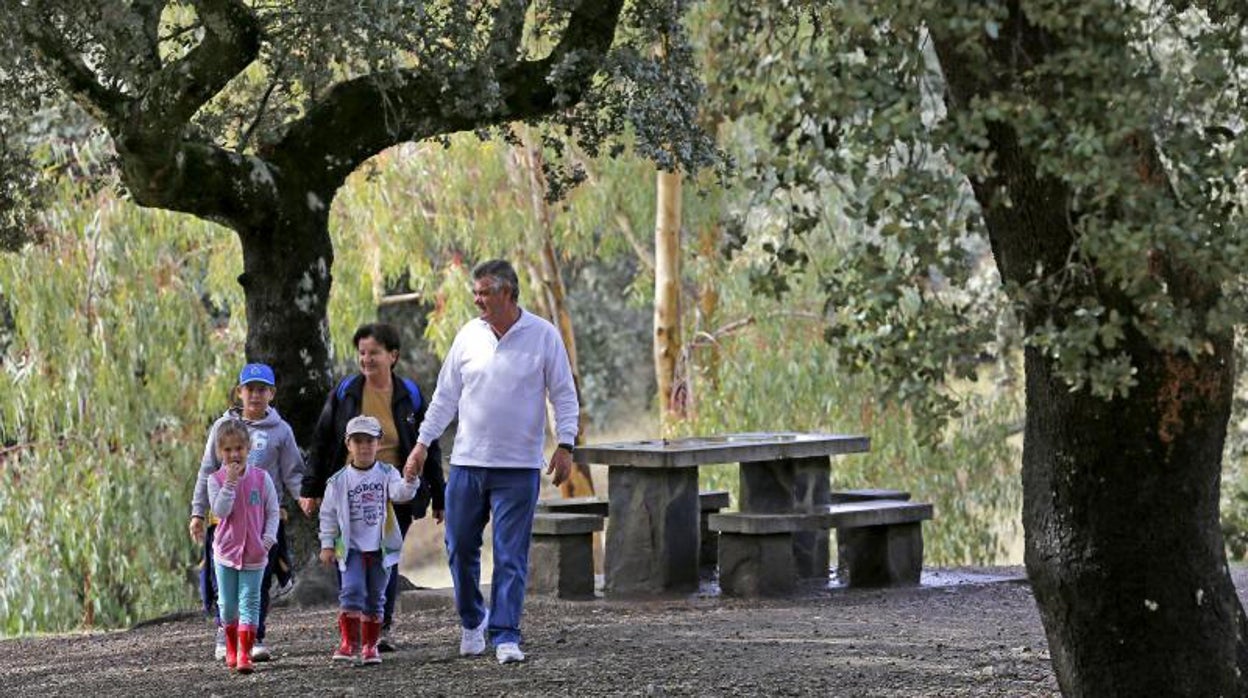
[207,419,279,673]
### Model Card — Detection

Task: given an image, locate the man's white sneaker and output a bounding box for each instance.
[459,613,488,656]
[496,642,525,665]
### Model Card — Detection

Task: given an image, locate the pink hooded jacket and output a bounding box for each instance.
[208,465,279,571]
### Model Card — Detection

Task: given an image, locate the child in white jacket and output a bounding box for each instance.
[318,415,421,665]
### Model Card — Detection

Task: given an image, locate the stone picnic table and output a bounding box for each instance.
[574,431,871,596]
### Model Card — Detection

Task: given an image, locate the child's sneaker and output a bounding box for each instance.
[271,576,295,600]
[213,626,227,661]
[250,640,271,661]
[376,626,396,652]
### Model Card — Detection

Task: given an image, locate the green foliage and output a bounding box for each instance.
[706,0,1248,420]
[326,132,715,413]
[670,245,1022,566]
[0,142,242,634]
[701,1,1011,440]
[1,0,722,198]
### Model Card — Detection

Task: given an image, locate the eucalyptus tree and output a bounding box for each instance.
[714,1,1248,694]
[1,0,715,437]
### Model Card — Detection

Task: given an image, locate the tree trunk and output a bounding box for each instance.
[1021,338,1248,695]
[694,221,722,402]
[654,169,683,426]
[928,11,1248,692]
[235,198,335,582]
[534,237,596,497]
[235,210,334,440]
[507,132,595,496]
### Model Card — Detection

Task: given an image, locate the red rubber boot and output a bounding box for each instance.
[333,612,360,662]
[236,625,255,674]
[360,616,383,665]
[223,622,239,669]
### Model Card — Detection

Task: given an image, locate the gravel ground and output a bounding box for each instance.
[0,566,1077,697]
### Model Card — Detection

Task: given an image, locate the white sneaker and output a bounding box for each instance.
[496,642,525,664]
[250,641,271,661]
[213,626,226,661]
[271,577,295,600]
[459,612,488,656]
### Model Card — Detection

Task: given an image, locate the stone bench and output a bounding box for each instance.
[528,513,604,599]
[535,496,610,517]
[708,500,933,596]
[536,491,732,569]
[828,488,910,503]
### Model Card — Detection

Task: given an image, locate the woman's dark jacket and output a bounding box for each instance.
[301,373,444,519]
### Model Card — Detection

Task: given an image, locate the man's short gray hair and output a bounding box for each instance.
[472,259,520,301]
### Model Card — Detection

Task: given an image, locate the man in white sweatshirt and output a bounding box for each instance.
[405,259,578,665]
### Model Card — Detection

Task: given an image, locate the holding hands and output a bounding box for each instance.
[298,497,320,516]
[403,442,427,483]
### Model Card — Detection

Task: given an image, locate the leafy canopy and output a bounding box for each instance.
[706,1,1248,435]
[0,0,720,221]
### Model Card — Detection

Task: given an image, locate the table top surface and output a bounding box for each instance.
[574,431,870,468]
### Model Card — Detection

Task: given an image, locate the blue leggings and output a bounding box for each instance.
[202,521,288,639]
[215,563,264,627]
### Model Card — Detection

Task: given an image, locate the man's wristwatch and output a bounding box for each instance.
[557,443,575,456]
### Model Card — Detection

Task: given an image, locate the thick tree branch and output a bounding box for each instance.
[929,14,1073,292]
[135,0,260,136]
[131,0,167,73]
[20,17,129,125]
[488,0,531,67]
[274,0,625,191]
[119,141,281,231]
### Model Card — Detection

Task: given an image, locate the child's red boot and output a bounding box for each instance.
[333,612,359,662]
[360,615,383,665]
[235,625,256,674]
[224,622,239,669]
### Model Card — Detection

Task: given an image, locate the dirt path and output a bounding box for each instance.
[1,566,1065,697]
[16,565,1248,696]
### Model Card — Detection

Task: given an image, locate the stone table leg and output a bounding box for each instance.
[605,466,700,596]
[717,532,798,597]
[738,459,797,513]
[792,456,831,578]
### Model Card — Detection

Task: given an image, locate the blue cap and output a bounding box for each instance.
[238,363,276,387]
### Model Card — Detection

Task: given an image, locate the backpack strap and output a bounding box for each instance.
[334,375,358,402]
[401,377,423,412]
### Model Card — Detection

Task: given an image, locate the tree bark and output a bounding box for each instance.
[931,10,1248,693]
[233,189,336,579]
[694,221,722,402]
[1022,339,1248,695]
[654,169,683,425]
[234,203,334,440]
